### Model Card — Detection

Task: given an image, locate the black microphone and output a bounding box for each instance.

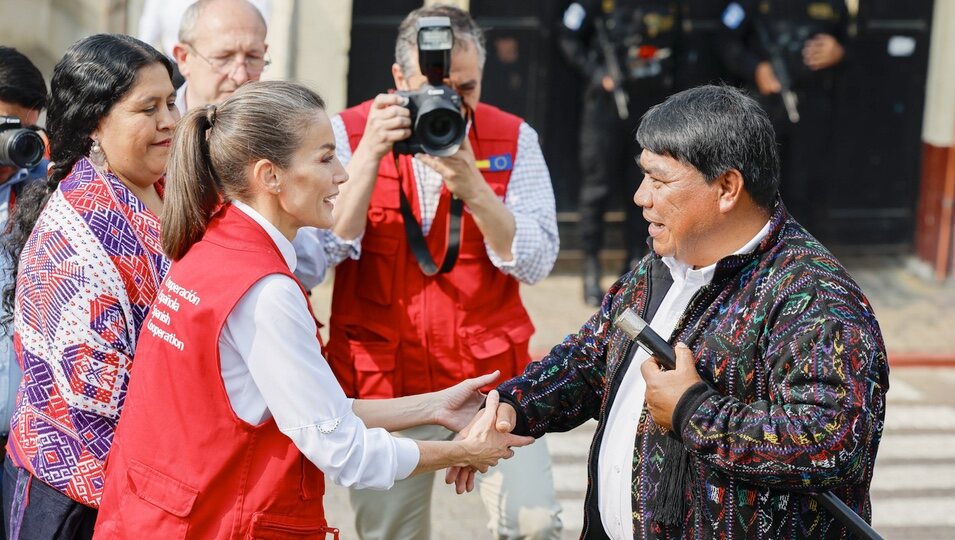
[613,307,884,540]
[613,308,676,370]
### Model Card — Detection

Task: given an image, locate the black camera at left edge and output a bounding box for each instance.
[0,115,45,169]
[393,16,467,158]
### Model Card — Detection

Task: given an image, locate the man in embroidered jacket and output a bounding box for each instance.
[479,85,888,539]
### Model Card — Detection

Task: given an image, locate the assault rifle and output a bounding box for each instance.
[755,20,800,123]
[594,17,629,120]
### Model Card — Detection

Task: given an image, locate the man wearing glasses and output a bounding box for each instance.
[173,1,339,302]
[172,0,269,112]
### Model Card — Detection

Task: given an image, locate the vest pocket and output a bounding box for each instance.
[356,234,399,306]
[459,318,535,380]
[249,512,339,539]
[369,175,401,209]
[119,460,198,539]
[348,323,400,399]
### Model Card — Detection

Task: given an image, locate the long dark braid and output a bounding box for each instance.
[1,34,172,324]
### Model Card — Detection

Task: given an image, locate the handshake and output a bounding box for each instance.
[429,371,530,494]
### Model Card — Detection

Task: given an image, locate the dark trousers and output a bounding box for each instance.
[578,84,665,261]
[2,459,97,540]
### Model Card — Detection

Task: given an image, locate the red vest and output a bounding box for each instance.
[330,101,535,399]
[95,204,335,539]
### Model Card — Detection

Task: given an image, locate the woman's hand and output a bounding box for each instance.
[432,371,500,433]
[445,397,518,494]
[452,391,534,485]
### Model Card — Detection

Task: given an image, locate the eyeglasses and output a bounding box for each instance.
[185,43,271,75]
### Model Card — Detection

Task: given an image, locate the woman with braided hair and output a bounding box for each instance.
[1,33,178,538]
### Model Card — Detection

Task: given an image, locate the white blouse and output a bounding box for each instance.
[217,201,419,489]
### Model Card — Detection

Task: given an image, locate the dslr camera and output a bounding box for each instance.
[0,116,44,169]
[393,16,467,157]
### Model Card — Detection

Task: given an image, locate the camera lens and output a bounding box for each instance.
[416,104,465,157]
[420,109,459,145]
[429,115,452,139]
[0,128,44,169]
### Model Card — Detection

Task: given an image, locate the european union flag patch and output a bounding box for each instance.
[476,153,514,172]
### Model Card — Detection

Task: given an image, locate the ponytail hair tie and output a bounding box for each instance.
[204,104,218,127]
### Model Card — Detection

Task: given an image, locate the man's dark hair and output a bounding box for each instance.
[0,46,47,111]
[636,85,780,209]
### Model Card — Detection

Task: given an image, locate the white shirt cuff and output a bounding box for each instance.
[393,437,420,480]
[485,235,518,271]
[325,230,363,267]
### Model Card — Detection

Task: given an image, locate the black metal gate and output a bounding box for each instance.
[346,1,935,253]
[820,0,933,249]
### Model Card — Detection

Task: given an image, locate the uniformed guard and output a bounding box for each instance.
[560,0,679,306]
[719,0,849,228]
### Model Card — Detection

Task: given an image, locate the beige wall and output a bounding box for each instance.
[922,0,955,147]
[286,0,353,115]
[0,0,128,77]
[0,1,52,49]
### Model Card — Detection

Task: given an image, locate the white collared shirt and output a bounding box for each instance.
[598,219,772,539]
[218,200,419,489]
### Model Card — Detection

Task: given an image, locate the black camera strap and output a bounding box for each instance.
[395,155,463,276]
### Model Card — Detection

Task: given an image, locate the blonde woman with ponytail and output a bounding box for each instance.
[94,81,530,539]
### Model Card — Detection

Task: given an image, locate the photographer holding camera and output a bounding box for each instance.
[0,48,46,194]
[0,45,47,538]
[307,5,561,539]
